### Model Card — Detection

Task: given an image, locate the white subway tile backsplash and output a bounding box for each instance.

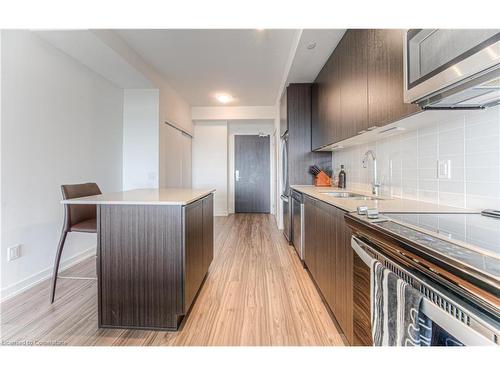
[419,179,438,191]
[465,151,499,168]
[419,190,439,204]
[465,167,500,183]
[466,196,500,210]
[332,107,500,209]
[418,134,438,157]
[439,192,465,208]
[418,157,437,169]
[465,119,499,139]
[439,127,464,155]
[465,136,499,154]
[466,182,500,198]
[438,180,465,194]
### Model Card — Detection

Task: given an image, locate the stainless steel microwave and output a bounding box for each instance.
[404,29,500,109]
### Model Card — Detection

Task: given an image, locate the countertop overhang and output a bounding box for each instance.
[61,188,216,206]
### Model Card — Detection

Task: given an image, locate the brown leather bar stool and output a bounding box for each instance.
[50,182,102,303]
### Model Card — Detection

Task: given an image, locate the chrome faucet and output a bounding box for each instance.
[362,150,381,196]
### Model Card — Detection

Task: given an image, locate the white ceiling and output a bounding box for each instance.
[40,29,347,107]
[116,29,297,106]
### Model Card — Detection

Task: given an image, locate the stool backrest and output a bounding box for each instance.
[61,183,102,230]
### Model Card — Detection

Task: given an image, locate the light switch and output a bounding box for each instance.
[7,244,21,261]
[437,160,451,179]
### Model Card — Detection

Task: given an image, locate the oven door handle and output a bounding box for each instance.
[351,236,374,267]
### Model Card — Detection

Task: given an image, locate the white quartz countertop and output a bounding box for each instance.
[61,188,216,206]
[291,185,478,213]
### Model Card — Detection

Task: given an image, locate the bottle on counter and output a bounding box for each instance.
[338,165,346,189]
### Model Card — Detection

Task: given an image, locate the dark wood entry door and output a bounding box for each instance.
[235,135,270,213]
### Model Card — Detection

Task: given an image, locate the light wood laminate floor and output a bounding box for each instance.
[1,214,345,346]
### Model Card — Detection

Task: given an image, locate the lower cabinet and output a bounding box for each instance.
[184,194,214,313]
[304,195,353,343]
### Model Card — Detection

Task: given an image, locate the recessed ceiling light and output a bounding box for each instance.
[256,28,265,31]
[307,42,317,50]
[215,93,234,104]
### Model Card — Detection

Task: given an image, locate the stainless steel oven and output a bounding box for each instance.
[351,235,499,346]
[404,29,500,109]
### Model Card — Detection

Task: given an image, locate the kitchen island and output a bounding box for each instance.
[62,188,215,331]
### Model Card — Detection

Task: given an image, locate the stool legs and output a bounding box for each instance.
[50,230,68,303]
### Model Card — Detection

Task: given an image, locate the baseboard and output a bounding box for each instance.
[0,246,96,303]
[215,211,228,217]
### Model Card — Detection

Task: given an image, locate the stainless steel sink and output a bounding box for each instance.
[320,192,383,200]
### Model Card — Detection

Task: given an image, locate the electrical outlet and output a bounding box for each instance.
[7,244,21,261]
[148,172,157,181]
[437,160,452,179]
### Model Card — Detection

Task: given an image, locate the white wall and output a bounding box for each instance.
[1,31,124,299]
[159,123,192,189]
[123,89,159,190]
[192,121,228,216]
[228,121,275,214]
[91,30,193,135]
[332,107,500,209]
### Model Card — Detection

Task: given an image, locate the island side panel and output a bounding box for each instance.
[98,204,184,330]
[183,194,214,313]
[202,194,214,274]
[183,199,204,313]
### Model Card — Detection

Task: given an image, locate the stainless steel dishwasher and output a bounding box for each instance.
[291,189,304,260]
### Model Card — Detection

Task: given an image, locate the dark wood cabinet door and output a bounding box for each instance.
[304,196,318,280]
[314,199,334,309]
[202,194,214,274]
[339,29,369,140]
[333,206,353,343]
[326,52,341,145]
[311,82,321,150]
[368,29,420,128]
[312,48,342,149]
[184,199,204,312]
[303,196,354,344]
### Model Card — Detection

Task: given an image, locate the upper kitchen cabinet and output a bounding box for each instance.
[312,46,342,150]
[367,29,421,128]
[339,29,369,140]
[311,29,421,150]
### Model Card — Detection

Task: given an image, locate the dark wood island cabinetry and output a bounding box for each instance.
[64,189,215,331]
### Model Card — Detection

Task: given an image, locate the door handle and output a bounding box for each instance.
[235,170,241,181]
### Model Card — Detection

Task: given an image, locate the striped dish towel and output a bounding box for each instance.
[370,259,432,346]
